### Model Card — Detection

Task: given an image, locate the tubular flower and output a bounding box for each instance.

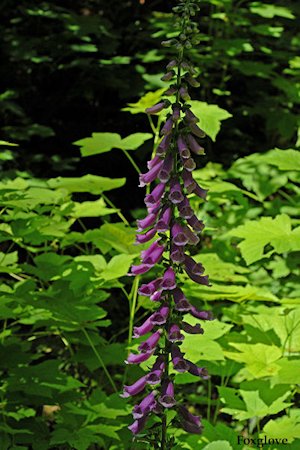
[125,38,214,441]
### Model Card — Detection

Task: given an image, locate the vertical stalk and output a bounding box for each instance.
[160,41,184,448]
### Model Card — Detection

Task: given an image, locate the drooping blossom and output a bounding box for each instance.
[124,17,215,441]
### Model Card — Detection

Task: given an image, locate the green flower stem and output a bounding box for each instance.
[101,193,129,225]
[81,327,118,393]
[127,275,140,348]
[123,275,140,384]
[207,378,212,421]
[121,149,141,174]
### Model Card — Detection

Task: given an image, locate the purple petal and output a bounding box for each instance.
[158,153,174,183]
[138,329,162,353]
[190,306,213,320]
[173,287,191,311]
[168,179,184,204]
[182,321,204,334]
[182,169,197,193]
[129,263,152,276]
[162,267,176,290]
[146,102,167,115]
[135,228,157,244]
[171,223,189,247]
[137,212,158,232]
[156,134,171,157]
[186,134,205,155]
[128,416,147,435]
[161,117,174,136]
[170,243,185,264]
[150,305,169,325]
[178,197,194,219]
[177,136,191,159]
[189,122,206,138]
[156,206,172,232]
[184,255,205,276]
[144,182,165,207]
[139,160,163,187]
[133,316,155,338]
[159,381,176,408]
[126,350,154,364]
[121,375,148,397]
[187,215,205,232]
[168,323,184,343]
[133,391,157,419]
[138,278,163,296]
[184,109,199,124]
[182,156,196,172]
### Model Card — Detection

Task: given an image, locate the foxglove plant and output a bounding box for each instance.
[122,1,213,448]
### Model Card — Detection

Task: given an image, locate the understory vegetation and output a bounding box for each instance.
[0,1,299,449]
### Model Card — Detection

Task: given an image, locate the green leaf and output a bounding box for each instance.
[72,198,118,218]
[0,251,19,273]
[0,140,18,146]
[74,132,152,156]
[189,101,232,141]
[48,174,126,194]
[228,214,300,264]
[100,254,136,281]
[228,152,289,200]
[203,441,233,450]
[90,223,141,255]
[121,88,166,114]
[180,318,232,362]
[74,132,122,156]
[241,307,300,353]
[221,389,292,420]
[262,148,300,171]
[263,411,300,443]
[271,359,300,386]
[184,282,279,304]
[119,132,153,151]
[74,255,107,272]
[224,343,281,379]
[250,3,295,19]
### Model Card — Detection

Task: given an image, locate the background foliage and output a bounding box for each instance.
[0,1,299,449]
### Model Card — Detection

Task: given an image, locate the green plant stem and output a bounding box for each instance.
[148,115,157,134]
[123,276,140,384]
[161,330,170,450]
[127,275,140,348]
[121,149,141,174]
[278,189,297,206]
[101,193,129,225]
[81,327,118,393]
[207,378,212,421]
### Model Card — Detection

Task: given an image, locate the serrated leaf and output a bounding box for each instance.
[119,132,153,151]
[180,318,231,362]
[228,214,300,264]
[122,88,166,114]
[224,343,281,379]
[74,132,152,156]
[241,307,300,353]
[262,148,300,171]
[203,441,233,450]
[48,174,126,194]
[271,359,300,386]
[74,132,122,156]
[221,389,292,420]
[189,101,232,141]
[92,223,140,255]
[72,198,118,218]
[250,3,295,19]
[100,254,136,281]
[263,412,300,443]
